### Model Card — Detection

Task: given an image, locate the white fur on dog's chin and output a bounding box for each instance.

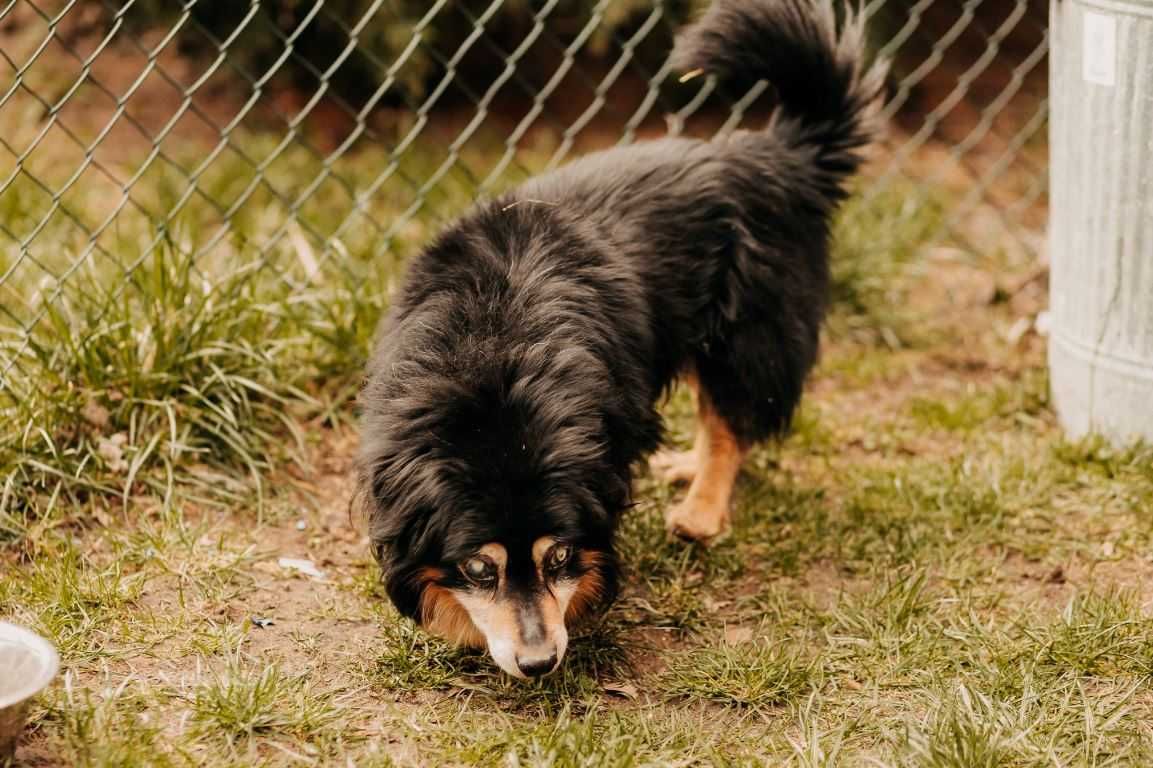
[484,626,569,678]
[486,636,526,678]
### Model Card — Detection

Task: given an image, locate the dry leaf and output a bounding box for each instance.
[278,557,327,580]
[603,681,639,700]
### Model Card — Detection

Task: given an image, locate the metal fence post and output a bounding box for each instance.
[1048,0,1153,444]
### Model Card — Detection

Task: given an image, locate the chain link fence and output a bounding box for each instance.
[0,0,1049,515]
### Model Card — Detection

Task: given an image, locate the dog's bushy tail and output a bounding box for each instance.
[672,0,886,186]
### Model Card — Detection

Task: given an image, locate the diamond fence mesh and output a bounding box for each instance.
[0,0,1048,510]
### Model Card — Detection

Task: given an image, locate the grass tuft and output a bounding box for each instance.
[829,181,946,346]
[0,240,389,542]
[1028,589,1153,679]
[427,707,746,767]
[908,371,1050,434]
[898,685,1035,768]
[660,640,814,708]
[0,539,142,660]
[191,660,338,744]
[37,674,179,768]
[372,616,475,692]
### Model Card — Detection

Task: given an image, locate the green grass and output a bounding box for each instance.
[660,641,815,708]
[0,540,144,661]
[190,660,340,746]
[37,677,180,768]
[412,706,759,767]
[829,180,947,347]
[908,370,1050,434]
[0,126,503,545]
[6,100,1153,766]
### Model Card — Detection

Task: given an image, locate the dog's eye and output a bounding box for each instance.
[546,544,573,570]
[461,556,496,585]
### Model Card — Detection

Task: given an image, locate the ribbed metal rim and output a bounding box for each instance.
[1051,331,1153,382]
[1078,0,1153,18]
[0,623,60,709]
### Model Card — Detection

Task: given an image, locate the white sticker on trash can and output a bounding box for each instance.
[1083,11,1117,87]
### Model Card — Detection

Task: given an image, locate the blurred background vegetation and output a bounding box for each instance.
[84,0,1048,108]
[100,0,698,108]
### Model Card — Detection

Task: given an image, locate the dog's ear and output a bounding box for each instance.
[384,561,431,622]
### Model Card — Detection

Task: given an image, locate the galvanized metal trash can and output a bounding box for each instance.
[1049,0,1153,444]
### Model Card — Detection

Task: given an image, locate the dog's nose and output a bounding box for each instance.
[516,651,558,678]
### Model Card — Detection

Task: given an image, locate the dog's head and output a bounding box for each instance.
[358,339,629,677]
[396,535,615,679]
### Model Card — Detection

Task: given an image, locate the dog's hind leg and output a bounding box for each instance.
[663,383,745,543]
[664,314,815,543]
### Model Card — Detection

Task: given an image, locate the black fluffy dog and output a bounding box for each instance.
[358,0,886,677]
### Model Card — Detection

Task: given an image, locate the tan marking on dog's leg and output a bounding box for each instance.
[650,371,703,485]
[664,392,744,543]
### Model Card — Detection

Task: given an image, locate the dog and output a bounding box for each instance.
[357,0,886,678]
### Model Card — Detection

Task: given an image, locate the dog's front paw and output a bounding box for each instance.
[649,449,698,485]
[664,496,729,544]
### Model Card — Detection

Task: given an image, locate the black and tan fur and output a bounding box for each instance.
[357,0,886,677]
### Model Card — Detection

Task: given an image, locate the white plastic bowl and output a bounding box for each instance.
[0,622,59,759]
